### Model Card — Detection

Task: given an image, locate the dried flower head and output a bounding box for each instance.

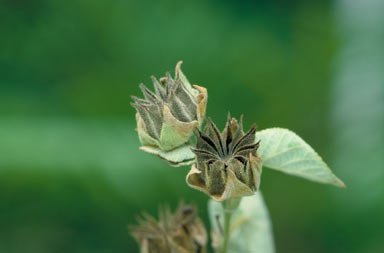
[186,114,262,201]
[131,61,207,165]
[130,202,207,253]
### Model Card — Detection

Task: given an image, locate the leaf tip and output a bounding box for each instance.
[334,177,346,189]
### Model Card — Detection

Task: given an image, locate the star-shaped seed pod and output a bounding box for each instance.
[131,61,207,166]
[130,202,207,253]
[186,115,262,201]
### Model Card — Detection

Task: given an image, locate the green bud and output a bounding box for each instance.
[186,114,262,201]
[131,61,207,165]
[130,202,207,253]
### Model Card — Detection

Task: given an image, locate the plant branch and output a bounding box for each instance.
[221,197,241,253]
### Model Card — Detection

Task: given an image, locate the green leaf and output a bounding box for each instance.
[139,144,195,167]
[256,128,345,188]
[208,193,275,253]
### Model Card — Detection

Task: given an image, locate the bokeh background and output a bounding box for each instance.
[1,0,383,252]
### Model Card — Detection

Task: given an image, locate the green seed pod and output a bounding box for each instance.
[186,114,262,201]
[131,61,207,166]
[130,202,207,253]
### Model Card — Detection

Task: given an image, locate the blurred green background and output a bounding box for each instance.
[1,0,383,252]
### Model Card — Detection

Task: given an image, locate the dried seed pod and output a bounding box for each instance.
[186,114,262,201]
[131,61,207,160]
[130,202,207,253]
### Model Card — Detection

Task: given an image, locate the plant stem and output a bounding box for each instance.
[221,197,241,253]
[222,208,232,253]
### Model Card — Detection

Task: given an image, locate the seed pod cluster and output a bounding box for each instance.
[131,61,207,153]
[186,115,262,201]
[130,203,207,253]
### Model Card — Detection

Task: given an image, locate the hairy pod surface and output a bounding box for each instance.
[131,61,207,154]
[130,202,207,253]
[187,115,262,201]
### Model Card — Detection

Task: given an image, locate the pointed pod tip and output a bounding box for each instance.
[130,100,141,109]
[176,60,183,71]
[130,96,147,107]
[192,84,206,92]
[190,147,198,154]
[251,123,258,131]
[159,77,167,85]
[239,114,244,125]
[227,112,231,121]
